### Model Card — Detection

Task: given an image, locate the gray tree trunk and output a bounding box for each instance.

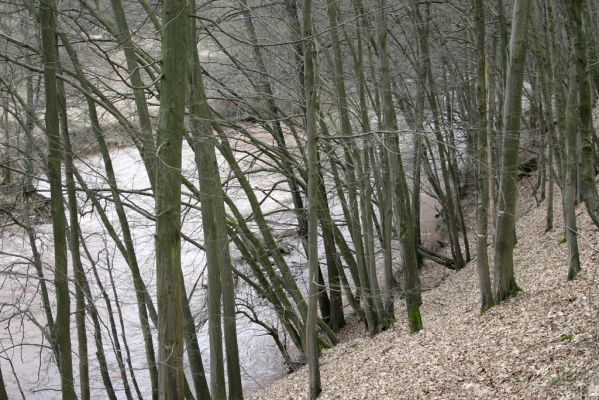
[59,32,159,398]
[494,0,532,302]
[108,0,157,192]
[570,0,599,229]
[472,0,494,312]
[564,66,581,280]
[303,0,321,396]
[376,0,422,332]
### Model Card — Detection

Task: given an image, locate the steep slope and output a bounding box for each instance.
[252,187,599,399]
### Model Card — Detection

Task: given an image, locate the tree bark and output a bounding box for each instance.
[570,0,599,229]
[108,0,157,192]
[472,0,494,312]
[494,0,532,303]
[155,0,188,397]
[56,62,91,400]
[39,1,77,398]
[564,66,582,280]
[189,2,243,397]
[0,364,8,400]
[376,0,422,333]
[326,0,382,331]
[303,0,322,395]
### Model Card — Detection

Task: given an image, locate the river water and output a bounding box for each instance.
[0,136,295,399]
[0,123,444,399]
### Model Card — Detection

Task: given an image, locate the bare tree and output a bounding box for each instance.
[472,0,494,311]
[39,1,76,397]
[154,0,189,397]
[493,0,532,303]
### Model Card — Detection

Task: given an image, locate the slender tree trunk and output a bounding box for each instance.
[494,0,532,303]
[181,279,211,400]
[377,0,422,333]
[155,0,188,397]
[0,364,7,400]
[408,0,428,270]
[316,171,348,331]
[56,63,90,400]
[535,1,557,232]
[570,0,599,228]
[548,1,568,190]
[585,0,599,99]
[0,101,9,185]
[59,32,159,398]
[21,60,57,358]
[77,234,121,400]
[316,162,346,331]
[472,0,494,312]
[564,66,582,280]
[303,0,321,395]
[39,2,77,398]
[496,0,509,137]
[108,0,157,192]
[284,0,305,100]
[546,129,555,231]
[189,2,243,397]
[487,28,498,234]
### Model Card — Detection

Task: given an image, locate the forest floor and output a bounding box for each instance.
[251,184,599,399]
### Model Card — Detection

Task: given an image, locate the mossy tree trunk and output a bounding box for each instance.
[188,1,243,398]
[155,0,188,397]
[39,1,76,398]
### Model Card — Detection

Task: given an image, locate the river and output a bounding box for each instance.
[0,135,294,399]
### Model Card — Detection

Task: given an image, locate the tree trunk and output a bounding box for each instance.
[56,62,91,400]
[0,364,8,400]
[189,2,243,398]
[534,1,557,232]
[326,0,384,331]
[472,0,494,312]
[377,0,422,333]
[108,0,157,192]
[155,0,188,397]
[494,0,532,303]
[39,1,77,398]
[570,0,599,228]
[564,66,582,280]
[303,0,322,395]
[59,31,160,398]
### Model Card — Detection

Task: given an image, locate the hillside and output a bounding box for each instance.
[252,188,599,399]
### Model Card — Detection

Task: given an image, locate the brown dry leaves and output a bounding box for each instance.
[252,187,599,399]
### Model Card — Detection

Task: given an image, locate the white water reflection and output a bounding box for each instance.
[0,138,293,399]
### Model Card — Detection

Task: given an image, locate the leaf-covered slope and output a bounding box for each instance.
[252,188,599,399]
